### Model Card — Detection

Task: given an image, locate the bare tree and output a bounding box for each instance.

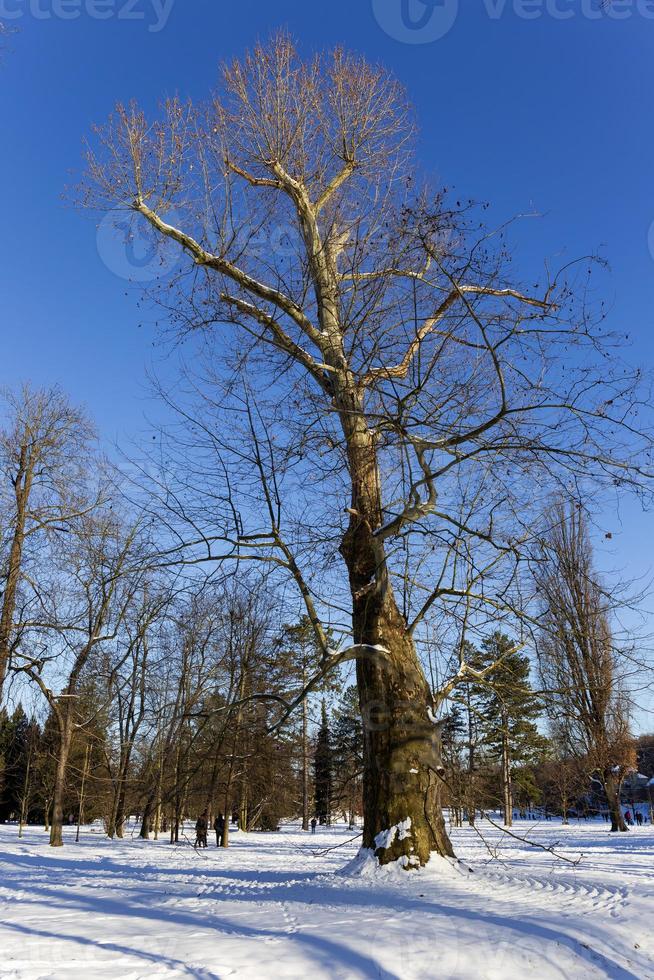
[82,36,653,865]
[536,502,636,832]
[17,509,143,846]
[102,581,171,838]
[0,385,96,699]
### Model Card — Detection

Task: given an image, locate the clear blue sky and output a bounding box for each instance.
[2,1,653,720]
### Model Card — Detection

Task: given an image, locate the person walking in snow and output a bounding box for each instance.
[214,813,225,847]
[195,811,208,848]
[311,817,317,834]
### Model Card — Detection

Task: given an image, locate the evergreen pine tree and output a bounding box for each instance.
[476,632,547,825]
[314,701,333,826]
[0,706,31,821]
[274,616,326,830]
[332,685,363,827]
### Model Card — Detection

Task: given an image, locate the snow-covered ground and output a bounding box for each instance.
[0,817,652,979]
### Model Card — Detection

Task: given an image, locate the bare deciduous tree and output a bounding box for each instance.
[537,502,636,832]
[18,509,143,846]
[82,36,653,865]
[0,385,96,699]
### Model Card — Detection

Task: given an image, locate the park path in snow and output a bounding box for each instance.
[0,818,652,979]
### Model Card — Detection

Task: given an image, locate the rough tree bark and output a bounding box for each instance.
[339,415,453,865]
[604,771,628,833]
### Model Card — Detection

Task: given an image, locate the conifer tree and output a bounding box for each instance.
[314,702,333,826]
[274,616,328,831]
[332,685,363,827]
[476,633,546,825]
[0,706,30,821]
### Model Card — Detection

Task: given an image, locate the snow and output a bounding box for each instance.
[374,817,412,851]
[0,817,652,978]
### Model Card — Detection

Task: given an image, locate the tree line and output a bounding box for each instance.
[0,384,647,845]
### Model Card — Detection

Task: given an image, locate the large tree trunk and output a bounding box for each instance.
[604,773,628,832]
[339,417,453,866]
[350,588,453,865]
[139,795,155,839]
[50,717,73,847]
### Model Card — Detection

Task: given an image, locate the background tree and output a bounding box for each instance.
[0,385,96,699]
[273,617,328,831]
[475,633,547,826]
[538,732,585,824]
[537,502,636,832]
[19,508,143,846]
[0,705,31,822]
[332,685,363,827]
[314,701,333,826]
[437,705,466,827]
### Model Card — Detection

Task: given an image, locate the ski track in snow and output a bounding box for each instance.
[0,820,652,979]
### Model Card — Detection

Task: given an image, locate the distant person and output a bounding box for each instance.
[636,811,643,826]
[195,811,208,848]
[310,817,317,834]
[214,813,225,847]
[624,810,633,826]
